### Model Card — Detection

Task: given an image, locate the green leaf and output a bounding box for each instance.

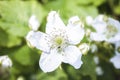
[113,5,120,15]
[9,45,39,66]
[44,0,98,24]
[0,1,46,47]
[63,65,82,80]
[0,22,29,37]
[0,1,46,37]
[97,60,115,80]
[92,0,106,6]
[0,28,21,47]
[37,69,67,80]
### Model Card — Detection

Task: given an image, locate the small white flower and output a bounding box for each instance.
[28,15,40,31]
[0,55,12,68]
[110,54,120,69]
[93,56,99,64]
[96,66,104,76]
[90,15,120,43]
[26,11,85,72]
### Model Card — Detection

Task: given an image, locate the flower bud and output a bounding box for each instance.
[0,55,12,68]
[28,15,40,31]
[79,43,90,55]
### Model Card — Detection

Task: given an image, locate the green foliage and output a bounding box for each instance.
[44,0,99,23]
[0,28,21,47]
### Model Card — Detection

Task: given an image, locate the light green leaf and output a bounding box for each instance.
[0,1,46,37]
[113,5,120,15]
[44,0,98,23]
[93,0,106,6]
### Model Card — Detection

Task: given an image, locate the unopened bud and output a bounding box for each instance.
[85,29,91,37]
[0,55,12,68]
[28,15,40,31]
[17,76,25,80]
[79,43,90,55]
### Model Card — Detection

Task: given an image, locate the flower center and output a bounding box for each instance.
[105,24,118,39]
[103,15,108,22]
[55,37,63,45]
[49,27,68,52]
[51,36,67,52]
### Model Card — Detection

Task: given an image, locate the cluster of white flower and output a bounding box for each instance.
[26,11,120,72]
[86,15,120,69]
[86,15,120,43]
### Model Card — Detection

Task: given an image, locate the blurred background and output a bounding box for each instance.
[0,0,120,80]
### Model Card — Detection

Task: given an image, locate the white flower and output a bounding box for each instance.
[0,55,12,68]
[26,11,85,72]
[96,66,104,76]
[110,41,120,69]
[90,15,120,43]
[28,15,40,31]
[110,54,120,69]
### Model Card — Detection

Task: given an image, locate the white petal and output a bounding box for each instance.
[108,18,120,32]
[90,32,106,41]
[107,18,120,42]
[39,49,62,72]
[67,16,84,44]
[46,11,65,34]
[110,54,120,69]
[28,15,40,31]
[113,41,120,55]
[115,41,120,50]
[92,15,107,33]
[86,16,93,25]
[26,31,51,52]
[63,46,83,69]
[70,56,83,69]
[107,34,120,43]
